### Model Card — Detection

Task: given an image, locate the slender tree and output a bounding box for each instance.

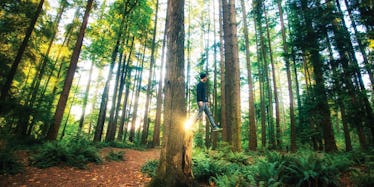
[0,0,45,105]
[277,0,296,152]
[47,0,94,141]
[240,0,257,151]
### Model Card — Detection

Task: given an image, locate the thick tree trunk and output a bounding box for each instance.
[150,0,194,185]
[222,0,242,152]
[47,0,93,141]
[240,0,257,151]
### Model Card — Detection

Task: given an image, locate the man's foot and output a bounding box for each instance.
[212,126,222,132]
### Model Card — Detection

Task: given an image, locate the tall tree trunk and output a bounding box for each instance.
[301,1,337,152]
[340,0,374,90]
[93,38,120,142]
[129,43,146,142]
[222,0,242,152]
[46,0,93,141]
[152,10,168,147]
[78,60,94,135]
[211,0,219,150]
[218,0,227,142]
[264,7,281,149]
[277,0,296,152]
[254,11,266,149]
[141,0,159,145]
[240,0,257,151]
[150,0,194,185]
[117,37,134,141]
[0,0,45,104]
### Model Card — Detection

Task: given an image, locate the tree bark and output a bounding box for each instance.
[240,0,257,151]
[222,0,242,152]
[150,0,194,185]
[277,0,296,152]
[141,0,159,145]
[264,6,281,149]
[46,0,93,141]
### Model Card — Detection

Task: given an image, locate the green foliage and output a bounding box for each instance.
[105,150,124,161]
[0,148,24,174]
[30,138,102,169]
[141,160,159,177]
[95,141,146,150]
[210,171,251,187]
[351,170,374,187]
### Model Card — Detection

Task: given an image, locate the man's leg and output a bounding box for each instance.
[203,103,218,128]
[192,103,204,124]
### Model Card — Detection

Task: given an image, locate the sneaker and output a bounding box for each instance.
[212,126,222,132]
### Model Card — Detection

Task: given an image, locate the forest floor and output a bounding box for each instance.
[0,147,160,187]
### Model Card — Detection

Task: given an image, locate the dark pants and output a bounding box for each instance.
[192,102,217,128]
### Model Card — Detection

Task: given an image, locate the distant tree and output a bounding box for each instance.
[240,0,257,151]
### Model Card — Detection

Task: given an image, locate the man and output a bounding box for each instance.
[193,72,222,132]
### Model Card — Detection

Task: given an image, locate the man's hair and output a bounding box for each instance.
[200,72,207,79]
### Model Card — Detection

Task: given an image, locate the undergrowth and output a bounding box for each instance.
[105,150,124,161]
[141,145,372,187]
[30,138,102,169]
[0,148,24,174]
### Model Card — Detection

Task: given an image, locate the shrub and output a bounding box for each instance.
[105,150,124,161]
[210,171,251,187]
[30,139,102,169]
[141,160,159,177]
[0,148,24,174]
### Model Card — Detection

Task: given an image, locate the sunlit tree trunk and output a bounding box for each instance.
[93,38,120,142]
[150,0,194,185]
[141,0,159,145]
[78,60,94,135]
[222,0,242,152]
[152,8,168,147]
[240,0,257,151]
[129,43,146,142]
[47,0,93,141]
[117,37,134,141]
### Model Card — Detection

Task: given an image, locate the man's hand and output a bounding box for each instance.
[198,101,204,107]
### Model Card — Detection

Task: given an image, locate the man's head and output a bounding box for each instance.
[200,72,208,82]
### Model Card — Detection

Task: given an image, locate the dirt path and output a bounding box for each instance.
[0,148,160,187]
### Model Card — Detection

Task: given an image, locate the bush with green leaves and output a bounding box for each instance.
[0,148,24,174]
[105,150,124,161]
[141,160,159,177]
[30,138,102,169]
